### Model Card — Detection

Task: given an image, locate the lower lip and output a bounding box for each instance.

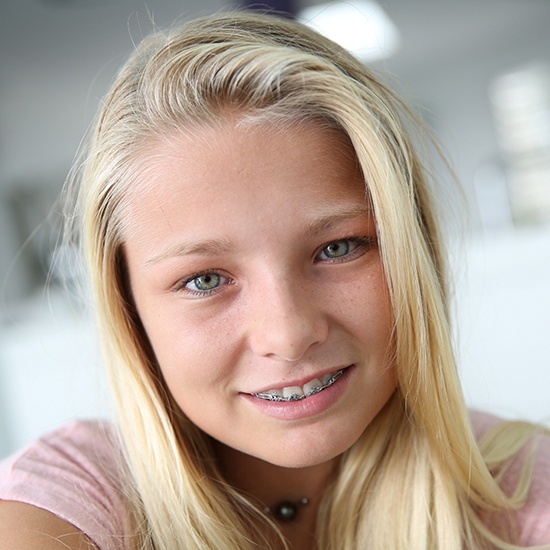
[241,365,354,421]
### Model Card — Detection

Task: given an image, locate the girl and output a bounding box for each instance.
[1,10,549,550]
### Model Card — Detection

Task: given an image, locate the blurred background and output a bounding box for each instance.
[1,0,549,459]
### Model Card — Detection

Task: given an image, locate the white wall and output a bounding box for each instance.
[455,226,550,423]
[0,296,108,457]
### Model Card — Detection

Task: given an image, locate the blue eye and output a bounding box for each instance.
[184,272,223,293]
[316,237,374,263]
[321,240,350,259]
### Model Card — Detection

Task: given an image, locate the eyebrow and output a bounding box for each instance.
[144,204,373,267]
[303,204,373,234]
[144,238,234,266]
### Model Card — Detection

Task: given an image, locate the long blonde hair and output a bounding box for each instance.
[69,10,543,549]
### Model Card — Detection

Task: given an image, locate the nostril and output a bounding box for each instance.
[249,316,328,361]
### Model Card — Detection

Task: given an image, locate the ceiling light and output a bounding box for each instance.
[298,0,400,62]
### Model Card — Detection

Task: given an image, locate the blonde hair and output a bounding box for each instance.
[68,10,545,550]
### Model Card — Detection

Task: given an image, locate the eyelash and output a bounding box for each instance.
[175,235,375,298]
[176,270,231,298]
[315,235,375,263]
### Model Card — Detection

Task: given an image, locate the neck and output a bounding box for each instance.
[214,441,339,517]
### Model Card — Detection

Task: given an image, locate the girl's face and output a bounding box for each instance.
[124,121,396,468]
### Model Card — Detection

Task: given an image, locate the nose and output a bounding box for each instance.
[247,274,329,362]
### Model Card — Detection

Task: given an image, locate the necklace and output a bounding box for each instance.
[267,497,309,521]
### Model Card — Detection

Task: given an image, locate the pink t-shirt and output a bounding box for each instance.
[0,420,127,550]
[0,412,549,549]
[470,410,550,546]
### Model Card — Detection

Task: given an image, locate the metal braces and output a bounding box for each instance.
[251,369,344,402]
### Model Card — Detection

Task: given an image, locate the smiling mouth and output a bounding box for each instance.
[250,368,346,402]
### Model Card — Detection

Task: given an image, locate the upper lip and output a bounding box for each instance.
[245,365,352,395]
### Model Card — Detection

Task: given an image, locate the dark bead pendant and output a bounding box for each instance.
[274,500,298,521]
[272,497,309,521]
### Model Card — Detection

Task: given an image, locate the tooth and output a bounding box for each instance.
[261,389,283,398]
[303,378,322,395]
[283,386,303,399]
[319,372,334,385]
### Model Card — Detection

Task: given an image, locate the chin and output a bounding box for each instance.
[266,454,341,469]
[253,436,357,469]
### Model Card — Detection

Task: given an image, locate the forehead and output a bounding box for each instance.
[120,120,368,241]
[139,119,359,186]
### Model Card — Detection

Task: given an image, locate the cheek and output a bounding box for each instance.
[345,265,393,341]
[136,298,240,394]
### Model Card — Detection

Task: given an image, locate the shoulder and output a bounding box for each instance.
[0,500,98,549]
[471,410,550,546]
[0,420,127,550]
